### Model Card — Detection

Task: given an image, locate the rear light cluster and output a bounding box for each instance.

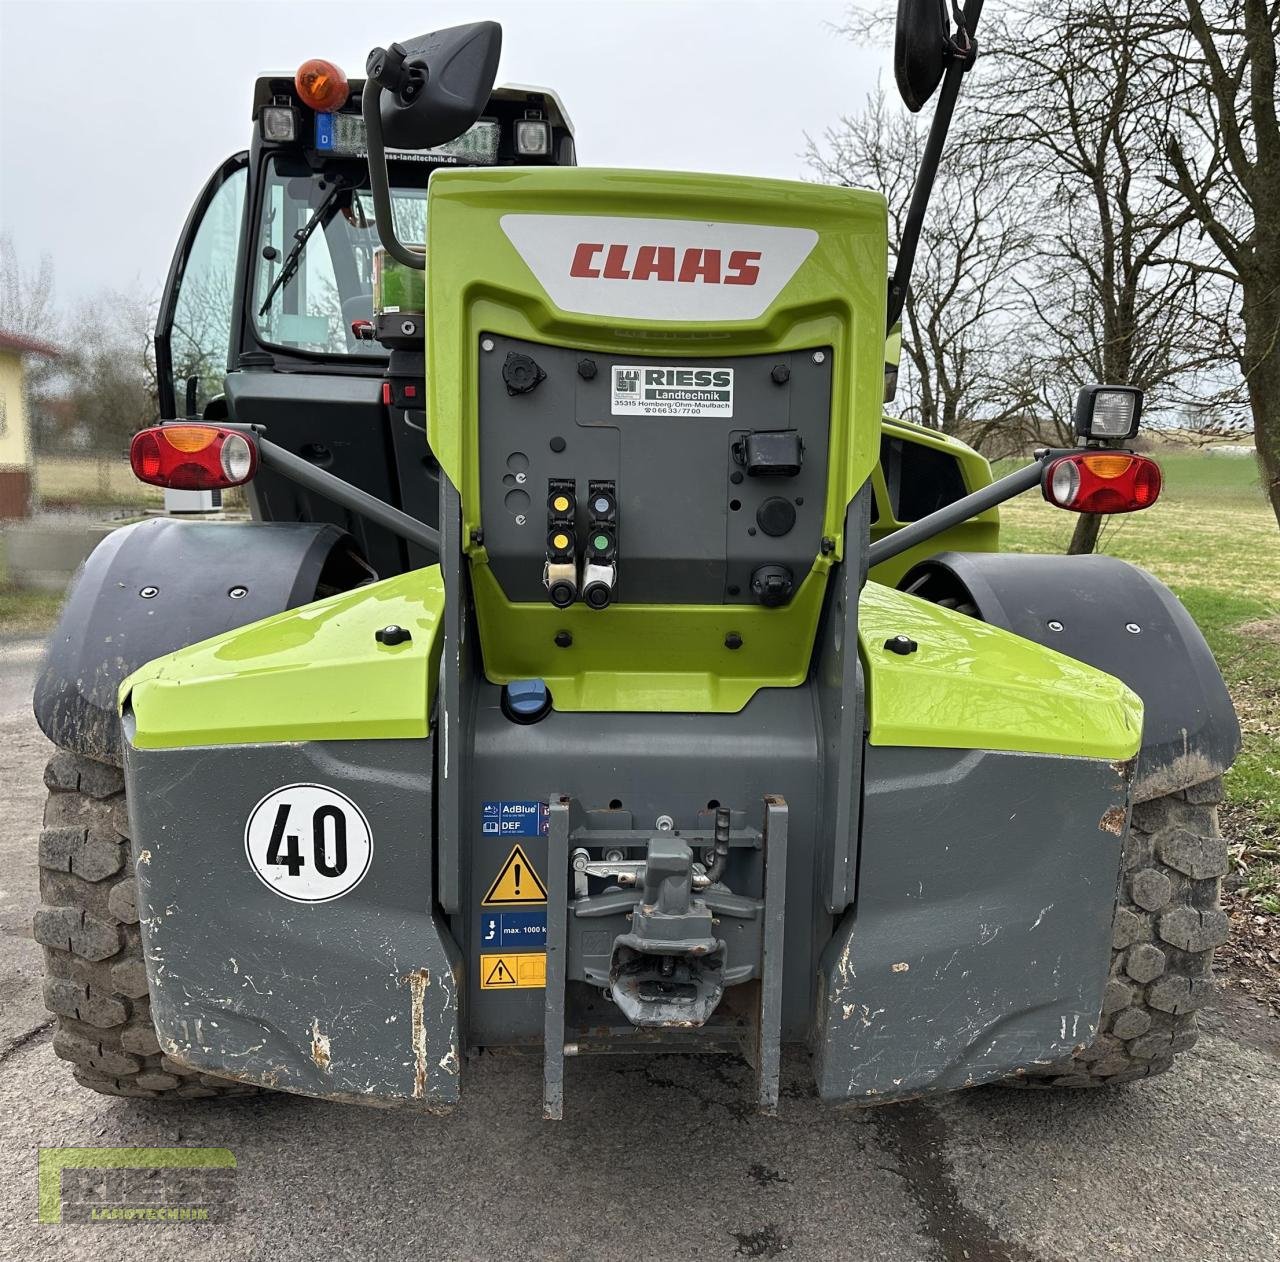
[130,426,258,491]
[1042,451,1161,514]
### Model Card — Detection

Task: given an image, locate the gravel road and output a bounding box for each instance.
[1,635,1277,1261]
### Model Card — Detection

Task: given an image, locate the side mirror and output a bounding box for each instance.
[894,0,951,112]
[367,21,502,150]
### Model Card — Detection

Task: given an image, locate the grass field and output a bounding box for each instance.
[33,454,163,508]
[995,450,1279,913]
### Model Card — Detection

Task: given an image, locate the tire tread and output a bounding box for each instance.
[34,751,256,1101]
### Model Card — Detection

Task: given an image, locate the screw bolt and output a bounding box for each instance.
[883,634,918,656]
[139,586,158,599]
[481,337,495,352]
[554,630,573,648]
[725,632,744,650]
[228,586,248,600]
[1125,622,1142,634]
[1047,620,1064,632]
[812,350,826,364]
[375,624,412,646]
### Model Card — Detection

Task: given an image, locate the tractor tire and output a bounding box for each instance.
[32,749,258,1100]
[1013,776,1230,1088]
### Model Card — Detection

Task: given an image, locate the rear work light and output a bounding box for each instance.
[130,426,258,491]
[1042,451,1162,515]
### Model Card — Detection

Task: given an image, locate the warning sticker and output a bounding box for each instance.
[611,365,734,417]
[480,952,546,990]
[480,909,548,950]
[481,844,549,906]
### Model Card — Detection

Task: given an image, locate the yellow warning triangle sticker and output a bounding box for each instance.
[481,843,549,906]
[484,957,517,987]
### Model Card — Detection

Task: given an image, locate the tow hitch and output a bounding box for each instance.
[543,796,789,1118]
[608,834,726,1028]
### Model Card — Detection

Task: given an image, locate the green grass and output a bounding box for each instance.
[0,535,65,635]
[34,455,163,510]
[0,586,64,635]
[995,449,1280,907]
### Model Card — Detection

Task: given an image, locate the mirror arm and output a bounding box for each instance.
[214,422,441,558]
[361,83,427,272]
[867,444,1044,571]
[886,0,984,332]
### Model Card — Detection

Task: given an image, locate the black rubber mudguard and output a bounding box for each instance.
[901,552,1241,802]
[34,517,363,765]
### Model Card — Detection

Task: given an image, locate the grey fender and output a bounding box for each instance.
[34,517,368,766]
[901,552,1240,802]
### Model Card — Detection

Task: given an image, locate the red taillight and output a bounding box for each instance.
[1042,451,1162,514]
[129,426,258,490]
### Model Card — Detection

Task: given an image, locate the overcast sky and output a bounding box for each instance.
[0,0,886,308]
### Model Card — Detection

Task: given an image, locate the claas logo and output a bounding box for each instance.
[570,243,762,285]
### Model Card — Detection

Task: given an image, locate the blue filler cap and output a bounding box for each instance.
[503,678,551,724]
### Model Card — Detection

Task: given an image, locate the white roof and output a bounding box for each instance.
[491,84,574,137]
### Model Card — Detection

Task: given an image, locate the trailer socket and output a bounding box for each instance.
[751,565,794,607]
[503,351,546,395]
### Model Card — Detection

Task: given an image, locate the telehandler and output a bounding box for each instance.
[33,1,1239,1116]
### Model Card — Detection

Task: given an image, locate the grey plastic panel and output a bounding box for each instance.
[124,734,463,1110]
[437,476,474,915]
[476,336,832,605]
[815,745,1129,1103]
[815,489,871,914]
[464,684,824,1045]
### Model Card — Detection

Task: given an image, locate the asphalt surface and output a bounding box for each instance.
[1,634,1278,1261]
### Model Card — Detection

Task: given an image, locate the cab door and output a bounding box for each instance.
[154,153,249,420]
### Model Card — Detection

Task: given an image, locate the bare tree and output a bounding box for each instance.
[170,268,236,413]
[1154,0,1280,525]
[0,232,58,336]
[55,289,159,458]
[0,232,63,433]
[806,91,1041,454]
[979,0,1238,551]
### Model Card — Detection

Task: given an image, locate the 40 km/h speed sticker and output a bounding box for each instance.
[244,783,373,903]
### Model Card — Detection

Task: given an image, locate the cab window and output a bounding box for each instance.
[251,157,427,358]
[169,165,247,414]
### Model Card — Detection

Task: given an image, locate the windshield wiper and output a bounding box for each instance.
[257,181,349,317]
